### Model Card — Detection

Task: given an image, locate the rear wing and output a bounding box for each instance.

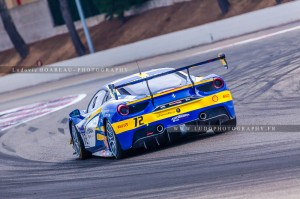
[108,53,229,101]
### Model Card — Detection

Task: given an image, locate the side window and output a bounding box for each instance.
[94,90,106,108]
[87,97,96,113]
[103,93,112,104]
[87,90,107,113]
[92,96,98,110]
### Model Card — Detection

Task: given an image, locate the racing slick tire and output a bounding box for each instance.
[106,121,124,159]
[71,123,92,160]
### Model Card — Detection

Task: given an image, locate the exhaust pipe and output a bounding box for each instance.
[157,125,165,133]
[200,112,207,120]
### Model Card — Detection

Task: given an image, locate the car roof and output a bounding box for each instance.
[105,68,174,88]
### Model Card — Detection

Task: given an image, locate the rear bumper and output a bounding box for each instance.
[117,100,235,150]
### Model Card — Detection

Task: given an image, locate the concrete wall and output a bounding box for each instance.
[0,0,192,51]
[0,0,54,50]
[0,0,105,51]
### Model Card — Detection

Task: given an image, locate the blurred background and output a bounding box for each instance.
[0,0,292,73]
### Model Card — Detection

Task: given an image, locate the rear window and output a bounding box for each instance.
[118,72,187,96]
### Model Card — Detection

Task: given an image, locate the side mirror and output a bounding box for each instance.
[69,109,82,118]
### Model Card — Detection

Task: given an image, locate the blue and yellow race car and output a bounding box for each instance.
[69,54,236,159]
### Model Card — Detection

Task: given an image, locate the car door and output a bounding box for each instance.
[83,90,107,148]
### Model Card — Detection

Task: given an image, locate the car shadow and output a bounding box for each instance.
[123,129,235,160]
[53,130,235,169]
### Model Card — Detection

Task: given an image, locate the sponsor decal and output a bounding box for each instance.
[176,108,181,113]
[171,114,190,122]
[154,97,197,111]
[169,100,182,106]
[212,95,219,102]
[172,94,176,98]
[157,110,176,118]
[118,123,128,129]
[223,94,230,98]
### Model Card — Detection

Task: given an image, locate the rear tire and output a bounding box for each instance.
[106,121,124,159]
[71,123,92,160]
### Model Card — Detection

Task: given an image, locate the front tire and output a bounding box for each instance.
[106,121,124,159]
[71,123,91,160]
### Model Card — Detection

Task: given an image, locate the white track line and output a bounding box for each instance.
[192,25,300,56]
[0,94,87,132]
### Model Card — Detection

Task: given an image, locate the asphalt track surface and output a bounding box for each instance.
[1,23,300,199]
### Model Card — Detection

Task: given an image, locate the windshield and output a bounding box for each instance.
[117,72,187,96]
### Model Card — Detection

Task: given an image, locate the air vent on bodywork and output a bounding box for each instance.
[197,82,215,92]
[129,101,149,114]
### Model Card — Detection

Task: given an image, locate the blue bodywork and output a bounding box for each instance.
[69,55,236,157]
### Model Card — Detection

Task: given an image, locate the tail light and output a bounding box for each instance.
[197,78,225,92]
[117,104,129,116]
[213,78,224,89]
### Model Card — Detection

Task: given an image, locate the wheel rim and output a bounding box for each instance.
[71,124,80,157]
[106,122,117,157]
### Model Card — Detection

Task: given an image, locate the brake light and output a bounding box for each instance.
[117,104,129,116]
[213,78,224,89]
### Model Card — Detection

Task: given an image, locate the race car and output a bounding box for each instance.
[69,54,236,159]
